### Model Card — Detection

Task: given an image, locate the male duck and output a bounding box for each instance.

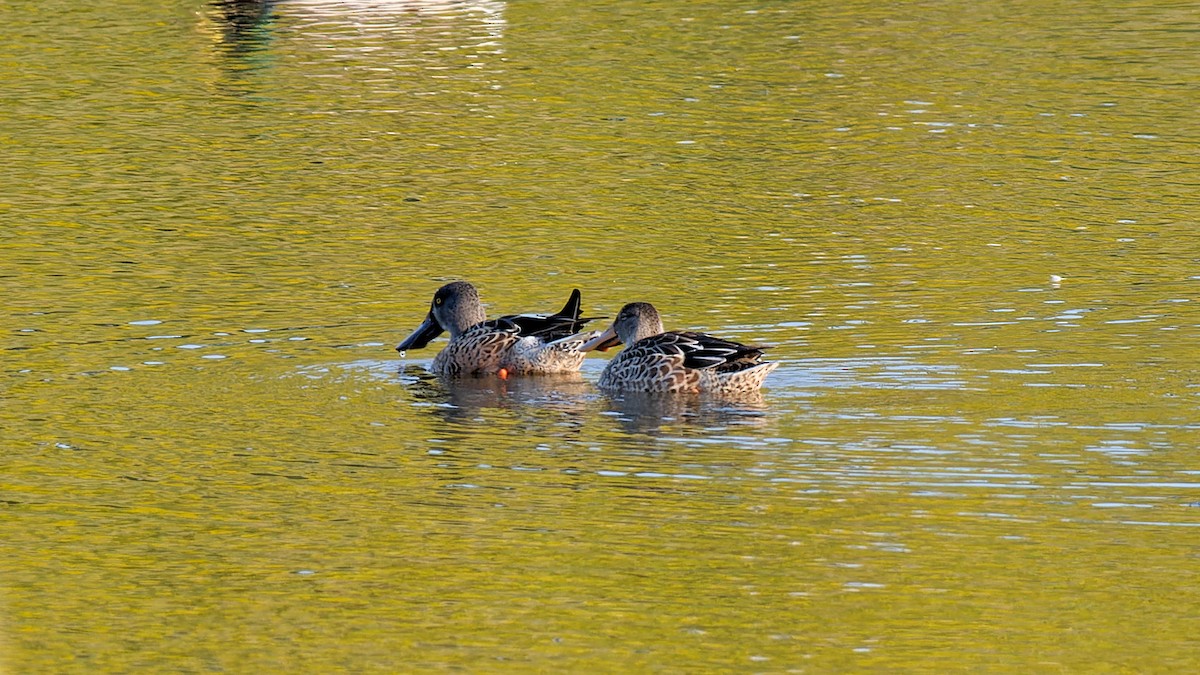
[580,302,779,394]
[396,281,599,376]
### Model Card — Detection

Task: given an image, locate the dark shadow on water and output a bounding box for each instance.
[211,0,276,58]
[206,0,277,98]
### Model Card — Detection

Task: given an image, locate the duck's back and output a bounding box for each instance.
[598,331,776,393]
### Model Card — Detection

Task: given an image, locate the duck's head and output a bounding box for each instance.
[579,302,664,352]
[396,281,487,351]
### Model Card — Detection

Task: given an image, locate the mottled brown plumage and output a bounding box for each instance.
[580,302,779,394]
[396,281,600,376]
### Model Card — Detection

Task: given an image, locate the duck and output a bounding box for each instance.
[579,302,779,394]
[396,281,600,376]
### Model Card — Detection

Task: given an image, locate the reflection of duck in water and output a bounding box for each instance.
[210,0,276,56]
[396,281,601,377]
[600,389,770,435]
[581,302,779,394]
[400,362,593,425]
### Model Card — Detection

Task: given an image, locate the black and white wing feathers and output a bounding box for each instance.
[490,289,601,342]
[633,331,768,372]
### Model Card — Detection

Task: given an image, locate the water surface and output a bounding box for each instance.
[3,0,1200,670]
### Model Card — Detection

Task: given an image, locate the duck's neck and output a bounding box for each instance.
[622,316,663,345]
[446,305,486,338]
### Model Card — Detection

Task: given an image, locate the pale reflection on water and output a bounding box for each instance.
[203,0,506,97]
[279,0,505,55]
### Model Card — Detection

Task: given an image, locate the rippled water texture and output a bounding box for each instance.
[4,0,1200,670]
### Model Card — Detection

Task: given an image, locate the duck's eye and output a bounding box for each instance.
[435,297,443,306]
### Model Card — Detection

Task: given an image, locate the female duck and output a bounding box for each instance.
[580,302,779,394]
[396,281,599,376]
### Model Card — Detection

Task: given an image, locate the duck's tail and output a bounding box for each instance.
[555,289,583,321]
[556,288,604,332]
[703,360,780,396]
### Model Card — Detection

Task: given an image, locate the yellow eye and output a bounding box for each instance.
[435,297,443,306]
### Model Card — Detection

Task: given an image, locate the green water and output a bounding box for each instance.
[4,0,1200,670]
